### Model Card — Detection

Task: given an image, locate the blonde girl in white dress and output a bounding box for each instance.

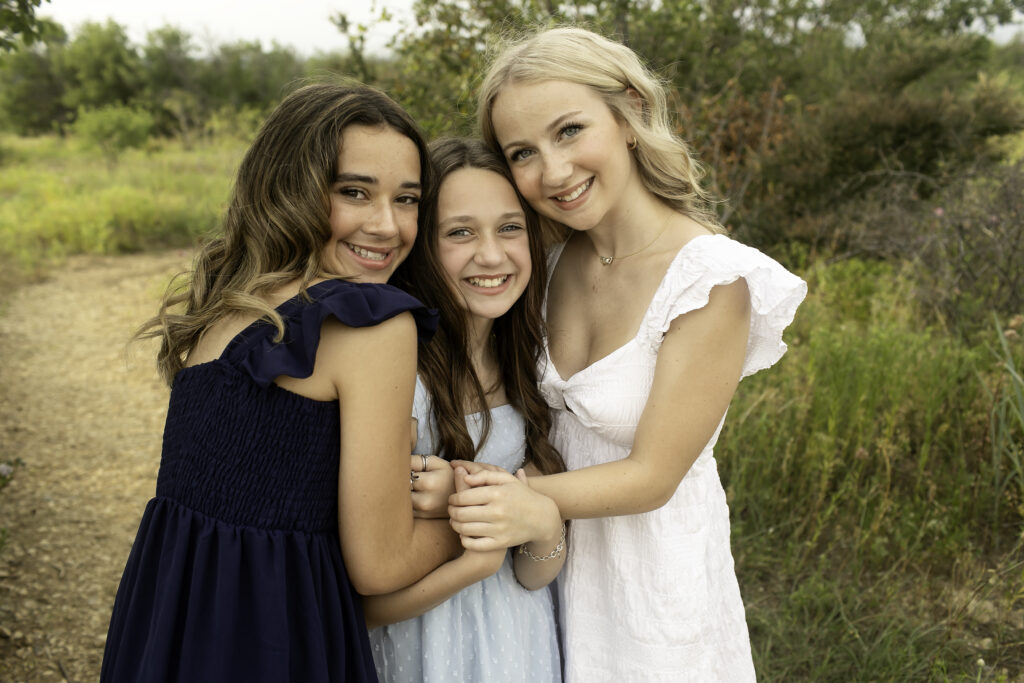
[448,27,807,682]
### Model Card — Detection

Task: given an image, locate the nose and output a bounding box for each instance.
[541,149,572,189]
[364,202,399,239]
[474,233,505,268]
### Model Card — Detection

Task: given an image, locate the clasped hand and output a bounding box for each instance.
[447,460,561,552]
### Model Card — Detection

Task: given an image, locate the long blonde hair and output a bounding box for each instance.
[477,26,725,238]
[138,83,432,385]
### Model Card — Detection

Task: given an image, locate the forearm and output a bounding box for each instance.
[378,519,462,593]
[512,523,566,591]
[363,552,498,628]
[530,457,678,520]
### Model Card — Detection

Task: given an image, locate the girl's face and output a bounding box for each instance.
[491,79,639,233]
[436,167,532,324]
[323,124,422,282]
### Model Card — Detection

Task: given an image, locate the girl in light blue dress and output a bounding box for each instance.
[365,138,566,683]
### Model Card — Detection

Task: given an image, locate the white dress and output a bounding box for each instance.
[539,234,807,682]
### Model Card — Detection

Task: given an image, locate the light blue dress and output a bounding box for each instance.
[368,377,562,683]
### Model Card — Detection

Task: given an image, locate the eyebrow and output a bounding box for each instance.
[439,211,525,226]
[334,172,421,190]
[501,111,584,153]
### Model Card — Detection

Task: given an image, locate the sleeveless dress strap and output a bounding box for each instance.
[226,280,437,388]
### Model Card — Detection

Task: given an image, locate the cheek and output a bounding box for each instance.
[511,166,536,196]
[400,210,419,242]
[437,244,465,283]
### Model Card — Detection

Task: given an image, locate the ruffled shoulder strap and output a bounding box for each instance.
[640,234,807,378]
[228,279,438,388]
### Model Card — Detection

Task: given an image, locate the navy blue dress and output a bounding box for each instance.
[100,279,437,683]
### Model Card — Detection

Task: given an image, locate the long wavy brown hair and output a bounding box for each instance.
[391,138,564,475]
[137,82,433,385]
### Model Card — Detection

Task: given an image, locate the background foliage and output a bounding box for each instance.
[1,1,1023,679]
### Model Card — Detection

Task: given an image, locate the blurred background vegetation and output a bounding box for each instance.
[2,0,1023,679]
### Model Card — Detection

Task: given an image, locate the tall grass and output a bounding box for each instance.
[719,258,1024,680]
[0,133,244,274]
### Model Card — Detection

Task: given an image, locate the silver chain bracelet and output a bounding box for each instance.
[518,523,566,561]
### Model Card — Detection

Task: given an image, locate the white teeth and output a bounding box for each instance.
[347,243,388,261]
[467,275,509,288]
[555,179,591,202]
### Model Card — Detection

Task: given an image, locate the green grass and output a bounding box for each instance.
[719,259,1024,680]
[0,133,244,273]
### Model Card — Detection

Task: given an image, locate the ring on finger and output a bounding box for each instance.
[421,454,429,472]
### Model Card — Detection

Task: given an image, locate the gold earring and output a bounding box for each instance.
[627,136,638,150]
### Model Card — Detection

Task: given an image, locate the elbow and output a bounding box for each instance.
[636,482,676,514]
[348,563,408,597]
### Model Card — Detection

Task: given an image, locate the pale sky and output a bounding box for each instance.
[39,0,415,55]
[38,1,1024,54]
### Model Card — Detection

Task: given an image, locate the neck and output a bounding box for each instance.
[585,195,678,260]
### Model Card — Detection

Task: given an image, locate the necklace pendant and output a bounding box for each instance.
[600,256,614,265]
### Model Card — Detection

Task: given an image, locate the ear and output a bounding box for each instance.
[625,87,644,116]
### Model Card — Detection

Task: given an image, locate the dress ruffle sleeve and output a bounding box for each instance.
[641,234,807,378]
[232,280,438,388]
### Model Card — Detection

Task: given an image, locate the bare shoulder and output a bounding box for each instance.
[318,312,417,380]
[664,278,750,347]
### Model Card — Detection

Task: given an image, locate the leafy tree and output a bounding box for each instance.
[60,20,143,111]
[0,18,68,133]
[197,40,304,113]
[0,0,49,51]
[73,104,154,163]
[140,27,201,140]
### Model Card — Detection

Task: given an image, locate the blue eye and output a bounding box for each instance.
[499,223,524,233]
[509,148,533,162]
[559,122,583,139]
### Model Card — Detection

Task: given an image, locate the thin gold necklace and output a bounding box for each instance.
[594,218,671,266]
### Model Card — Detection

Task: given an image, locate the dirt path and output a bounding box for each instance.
[0,251,192,682]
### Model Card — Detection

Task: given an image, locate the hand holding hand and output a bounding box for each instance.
[410,455,455,519]
[448,467,562,551]
[451,465,506,576]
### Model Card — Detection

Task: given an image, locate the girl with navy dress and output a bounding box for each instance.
[100,83,461,682]
[364,139,566,682]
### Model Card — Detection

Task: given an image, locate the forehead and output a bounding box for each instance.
[491,80,610,139]
[438,167,519,215]
[337,124,420,173]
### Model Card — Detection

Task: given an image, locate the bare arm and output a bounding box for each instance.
[362,467,505,627]
[326,313,460,595]
[450,281,751,546]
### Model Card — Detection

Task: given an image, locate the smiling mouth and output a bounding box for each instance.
[466,275,510,288]
[553,178,593,203]
[345,242,390,262]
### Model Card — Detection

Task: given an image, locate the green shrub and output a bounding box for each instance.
[72,104,155,163]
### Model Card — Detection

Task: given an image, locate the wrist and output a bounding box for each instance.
[519,522,566,562]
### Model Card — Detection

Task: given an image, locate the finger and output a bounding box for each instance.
[460,536,505,552]
[410,455,424,473]
[423,455,451,472]
[448,486,502,508]
[449,520,496,537]
[515,468,528,483]
[449,460,502,475]
[463,469,517,487]
[448,503,496,524]
[453,467,469,494]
